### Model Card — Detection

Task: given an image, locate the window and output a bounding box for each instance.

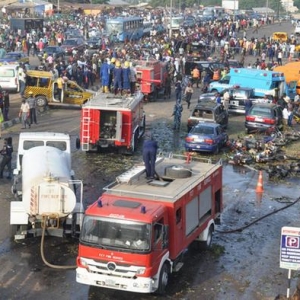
[176,208,182,224]
[23,140,44,150]
[154,219,164,243]
[46,141,67,151]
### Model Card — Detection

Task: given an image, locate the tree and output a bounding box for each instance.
[90,0,110,4]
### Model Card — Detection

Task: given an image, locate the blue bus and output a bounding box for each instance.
[106,17,144,42]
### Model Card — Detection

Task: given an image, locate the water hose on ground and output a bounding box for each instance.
[40,218,77,269]
[216,196,300,234]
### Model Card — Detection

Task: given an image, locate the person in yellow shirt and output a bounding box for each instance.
[56,75,64,102]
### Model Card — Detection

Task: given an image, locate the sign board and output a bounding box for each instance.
[222,1,239,10]
[280,226,300,270]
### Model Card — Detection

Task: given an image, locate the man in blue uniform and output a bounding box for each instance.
[100,59,110,93]
[143,135,158,180]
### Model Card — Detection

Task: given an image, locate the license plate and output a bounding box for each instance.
[255,117,263,122]
[195,138,204,142]
[105,279,115,286]
[196,145,201,148]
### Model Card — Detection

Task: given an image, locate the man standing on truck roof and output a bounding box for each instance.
[143,134,158,180]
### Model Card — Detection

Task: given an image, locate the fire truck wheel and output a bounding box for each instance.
[165,166,192,178]
[200,225,213,250]
[157,263,170,295]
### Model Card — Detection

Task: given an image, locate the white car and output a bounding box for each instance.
[295,24,300,35]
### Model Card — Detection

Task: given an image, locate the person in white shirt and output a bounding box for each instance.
[19,99,30,129]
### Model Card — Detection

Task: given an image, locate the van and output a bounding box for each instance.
[24,70,95,110]
[0,64,19,92]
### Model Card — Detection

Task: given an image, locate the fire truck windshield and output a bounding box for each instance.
[80,216,151,252]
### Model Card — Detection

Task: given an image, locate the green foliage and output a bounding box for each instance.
[90,0,109,4]
[149,0,285,12]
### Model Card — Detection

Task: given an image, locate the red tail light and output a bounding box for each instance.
[204,138,214,144]
[263,118,275,125]
[246,116,255,121]
[185,137,194,142]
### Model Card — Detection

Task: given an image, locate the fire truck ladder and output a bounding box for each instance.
[81,109,91,151]
[116,157,164,184]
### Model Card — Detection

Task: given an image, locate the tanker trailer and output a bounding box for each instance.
[10,132,83,240]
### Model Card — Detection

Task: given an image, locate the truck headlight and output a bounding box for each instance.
[136,267,146,275]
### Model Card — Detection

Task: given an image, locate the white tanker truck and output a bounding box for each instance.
[10,132,83,240]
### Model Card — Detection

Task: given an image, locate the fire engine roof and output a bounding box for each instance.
[83,91,144,110]
[102,155,222,203]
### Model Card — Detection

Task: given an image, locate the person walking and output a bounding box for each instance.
[174,77,182,102]
[2,90,9,121]
[142,134,158,180]
[191,65,200,88]
[0,137,13,179]
[26,91,37,125]
[172,100,183,131]
[184,83,193,109]
[18,66,26,98]
[19,98,30,129]
[0,108,3,139]
[223,90,230,112]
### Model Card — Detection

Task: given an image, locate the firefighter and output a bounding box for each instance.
[113,61,123,95]
[172,100,183,131]
[108,57,116,92]
[142,134,158,180]
[100,58,110,93]
[191,66,200,88]
[122,61,131,95]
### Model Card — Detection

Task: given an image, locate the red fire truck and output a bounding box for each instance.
[80,92,145,154]
[135,59,168,101]
[76,154,223,294]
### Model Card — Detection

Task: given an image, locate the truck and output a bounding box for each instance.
[208,68,295,99]
[10,132,83,240]
[135,59,168,101]
[24,70,95,111]
[80,92,145,154]
[10,18,44,35]
[76,153,223,294]
[273,62,300,95]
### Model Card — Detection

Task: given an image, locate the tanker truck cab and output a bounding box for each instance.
[24,70,95,110]
[76,154,223,294]
[11,132,83,240]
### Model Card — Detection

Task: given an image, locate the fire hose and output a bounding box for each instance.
[216,196,300,234]
[40,218,77,269]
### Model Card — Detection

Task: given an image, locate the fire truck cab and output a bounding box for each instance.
[76,154,223,294]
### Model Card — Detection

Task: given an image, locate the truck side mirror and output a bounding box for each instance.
[76,137,80,149]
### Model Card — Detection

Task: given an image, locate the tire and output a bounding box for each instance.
[36,96,47,108]
[199,225,213,250]
[211,89,218,93]
[165,165,192,178]
[156,263,169,295]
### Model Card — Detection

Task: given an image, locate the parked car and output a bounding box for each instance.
[187,101,228,132]
[295,24,300,35]
[0,52,29,64]
[86,36,102,49]
[185,123,228,154]
[245,103,283,134]
[37,46,65,61]
[61,38,86,55]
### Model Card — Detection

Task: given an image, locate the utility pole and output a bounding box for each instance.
[169,0,172,38]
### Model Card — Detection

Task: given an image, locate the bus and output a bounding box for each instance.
[106,16,144,42]
[166,16,184,31]
[202,6,225,19]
